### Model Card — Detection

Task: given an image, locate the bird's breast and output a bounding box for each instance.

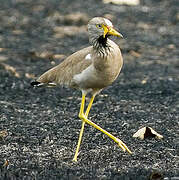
[93,48,123,84]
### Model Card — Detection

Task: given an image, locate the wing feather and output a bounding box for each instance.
[36,46,93,87]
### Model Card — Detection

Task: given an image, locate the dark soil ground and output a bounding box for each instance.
[0,0,179,179]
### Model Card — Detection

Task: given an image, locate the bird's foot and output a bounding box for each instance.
[115,138,132,154]
[72,156,78,162]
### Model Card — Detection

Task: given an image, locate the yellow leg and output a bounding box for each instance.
[81,115,132,154]
[85,95,95,117]
[73,94,95,162]
[72,121,85,162]
[73,93,132,162]
[79,94,132,154]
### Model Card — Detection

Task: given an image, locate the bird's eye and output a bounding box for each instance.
[96,24,102,29]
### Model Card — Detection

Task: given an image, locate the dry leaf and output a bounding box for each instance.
[39,51,53,59]
[103,0,140,6]
[25,73,35,79]
[53,26,86,38]
[130,50,141,58]
[28,50,55,61]
[149,171,163,180]
[0,55,8,62]
[0,48,6,52]
[0,130,8,138]
[3,160,9,167]
[12,29,24,35]
[32,5,44,12]
[133,127,163,140]
[176,12,179,21]
[167,44,175,49]
[27,50,38,58]
[53,54,66,59]
[137,22,151,30]
[141,78,148,84]
[51,61,56,65]
[150,128,163,139]
[64,12,89,24]
[0,130,8,141]
[0,63,20,77]
[49,12,89,25]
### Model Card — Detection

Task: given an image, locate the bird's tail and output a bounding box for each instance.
[31,81,56,87]
[31,81,44,87]
[31,65,58,88]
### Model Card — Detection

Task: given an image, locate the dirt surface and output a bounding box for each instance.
[0,0,179,179]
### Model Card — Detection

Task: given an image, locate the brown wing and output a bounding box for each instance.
[37,46,93,87]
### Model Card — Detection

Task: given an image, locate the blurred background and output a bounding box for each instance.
[0,0,178,179]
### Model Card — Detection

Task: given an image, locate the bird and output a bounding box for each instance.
[31,17,132,162]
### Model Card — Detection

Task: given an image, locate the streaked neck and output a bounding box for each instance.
[90,35,111,57]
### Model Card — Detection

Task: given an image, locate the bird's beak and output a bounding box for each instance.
[102,25,123,38]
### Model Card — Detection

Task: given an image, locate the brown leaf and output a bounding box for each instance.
[137,22,151,30]
[53,25,86,38]
[141,78,148,84]
[0,48,6,52]
[167,44,175,49]
[103,0,140,6]
[3,160,9,168]
[149,171,163,180]
[133,127,163,140]
[25,73,35,79]
[0,55,8,62]
[130,50,141,58]
[64,12,89,24]
[0,63,20,77]
[0,130,8,142]
[12,29,24,35]
[39,51,53,59]
[49,12,89,25]
[53,54,66,60]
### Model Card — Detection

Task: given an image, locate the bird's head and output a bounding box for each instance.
[88,17,123,45]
